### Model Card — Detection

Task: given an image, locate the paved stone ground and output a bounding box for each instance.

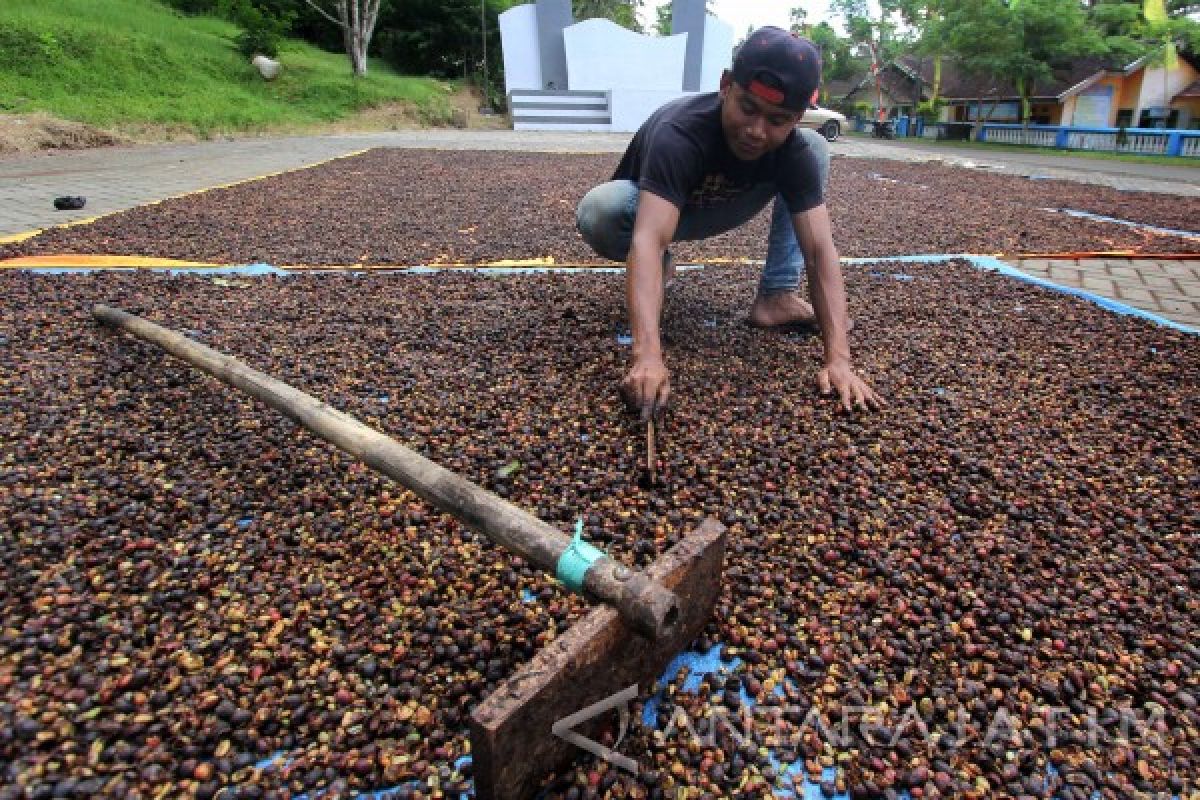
[1004,257,1200,330]
[0,132,632,238]
[2,130,1197,332]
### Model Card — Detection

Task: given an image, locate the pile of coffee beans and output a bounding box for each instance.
[1,259,1195,798]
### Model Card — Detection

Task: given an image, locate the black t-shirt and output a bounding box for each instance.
[612,92,823,214]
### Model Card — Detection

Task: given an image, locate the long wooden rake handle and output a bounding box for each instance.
[94,303,680,640]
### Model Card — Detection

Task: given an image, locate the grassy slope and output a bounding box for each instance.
[0,0,455,136]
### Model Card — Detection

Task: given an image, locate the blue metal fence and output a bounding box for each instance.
[976,123,1200,157]
[852,117,1200,156]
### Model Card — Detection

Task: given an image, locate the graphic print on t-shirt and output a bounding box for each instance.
[687,172,756,208]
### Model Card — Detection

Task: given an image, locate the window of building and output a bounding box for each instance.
[1138,108,1180,128]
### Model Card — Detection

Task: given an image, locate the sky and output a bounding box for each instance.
[638,0,835,38]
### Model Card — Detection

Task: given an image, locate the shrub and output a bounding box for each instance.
[0,25,94,73]
[161,0,221,13]
[236,22,282,58]
[415,97,463,127]
[917,99,946,122]
[221,0,294,57]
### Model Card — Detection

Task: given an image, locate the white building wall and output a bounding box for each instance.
[1138,63,1195,110]
[499,5,542,94]
[564,19,686,92]
[1136,61,1200,125]
[698,15,733,91]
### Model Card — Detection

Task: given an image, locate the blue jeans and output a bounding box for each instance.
[575,127,831,294]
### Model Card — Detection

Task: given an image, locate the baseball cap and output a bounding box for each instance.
[731,27,821,113]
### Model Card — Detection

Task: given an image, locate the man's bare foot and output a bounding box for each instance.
[747,290,855,331]
[748,290,817,327]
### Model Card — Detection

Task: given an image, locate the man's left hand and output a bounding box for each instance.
[817,359,885,412]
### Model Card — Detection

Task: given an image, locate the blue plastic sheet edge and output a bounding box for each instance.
[26,262,291,276]
[1039,208,1200,240]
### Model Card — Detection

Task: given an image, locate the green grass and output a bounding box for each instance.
[0,0,457,136]
[844,130,1199,167]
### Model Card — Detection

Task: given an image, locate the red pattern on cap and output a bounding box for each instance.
[747,79,785,105]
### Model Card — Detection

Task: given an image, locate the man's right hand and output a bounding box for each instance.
[621,356,670,421]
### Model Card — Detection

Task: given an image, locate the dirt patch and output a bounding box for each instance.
[0,112,128,155]
[311,85,511,134]
[0,87,504,156]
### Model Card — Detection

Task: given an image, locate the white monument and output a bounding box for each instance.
[502,0,734,132]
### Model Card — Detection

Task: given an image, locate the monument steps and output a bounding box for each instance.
[510,89,612,131]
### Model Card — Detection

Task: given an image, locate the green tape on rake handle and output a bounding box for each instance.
[555,518,607,594]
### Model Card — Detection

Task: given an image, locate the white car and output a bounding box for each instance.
[800,105,848,142]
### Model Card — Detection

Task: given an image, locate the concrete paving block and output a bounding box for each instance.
[1047,259,1080,269]
[1140,274,1178,289]
[1116,287,1158,304]
[1159,263,1200,280]
[1047,267,1084,283]
[1081,276,1117,293]
[1153,291,1199,305]
[1172,280,1200,299]
[1154,297,1198,314]
[1017,259,1050,272]
[1104,266,1144,280]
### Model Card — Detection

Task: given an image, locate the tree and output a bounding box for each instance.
[375,0,517,107]
[304,0,384,75]
[830,0,906,114]
[829,0,904,61]
[573,0,644,32]
[1144,0,1200,54]
[891,0,947,106]
[789,4,869,101]
[1006,0,1105,124]
[1089,0,1148,61]
[811,22,866,80]
[934,0,1104,125]
[654,1,715,35]
[655,3,672,35]
[929,0,1018,128]
[789,6,808,33]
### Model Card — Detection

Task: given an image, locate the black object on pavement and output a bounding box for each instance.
[53,196,87,211]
